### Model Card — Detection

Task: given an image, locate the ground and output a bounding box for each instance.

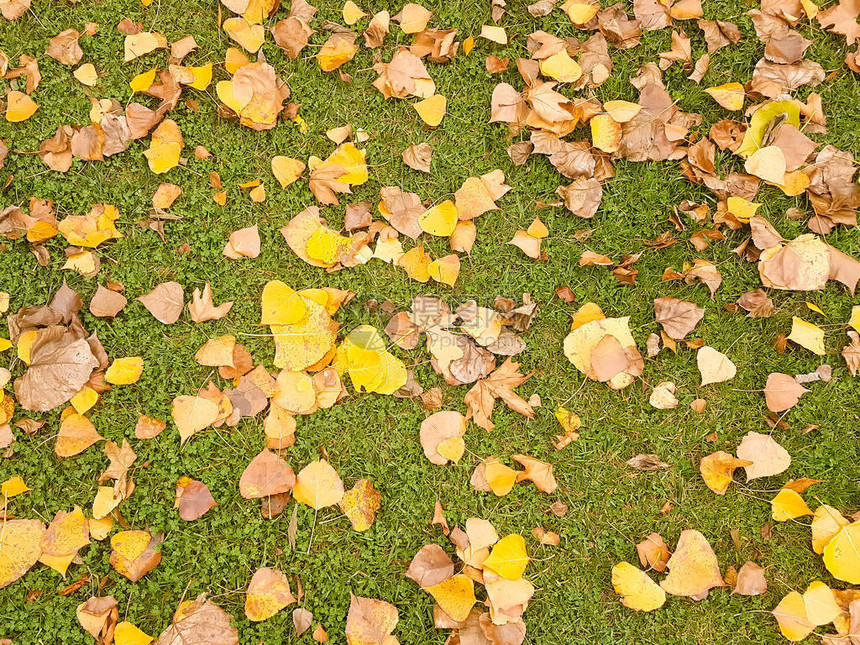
[1,0,860,643]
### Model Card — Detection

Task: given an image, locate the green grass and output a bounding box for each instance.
[2,0,860,643]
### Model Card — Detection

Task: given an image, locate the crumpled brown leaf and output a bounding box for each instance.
[654,297,704,339]
[188,283,233,323]
[46,29,83,65]
[15,326,99,412]
[155,594,239,645]
[464,358,534,431]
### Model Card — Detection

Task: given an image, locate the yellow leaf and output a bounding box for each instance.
[745,145,786,185]
[805,301,825,316]
[73,63,98,86]
[436,437,465,463]
[114,621,153,645]
[427,254,460,287]
[5,91,39,122]
[772,591,814,642]
[0,519,46,588]
[70,386,99,415]
[188,64,212,90]
[124,32,166,61]
[342,0,366,24]
[704,82,745,111]
[129,68,156,93]
[699,451,752,495]
[788,316,825,355]
[554,407,581,433]
[479,24,507,44]
[245,567,296,622]
[261,281,307,326]
[63,251,97,276]
[397,245,432,283]
[225,47,250,74]
[603,100,641,123]
[413,94,447,127]
[823,521,860,584]
[611,562,666,612]
[111,530,150,561]
[463,35,474,55]
[92,486,122,520]
[590,114,621,153]
[338,325,407,395]
[105,357,144,385]
[771,488,813,522]
[223,17,265,53]
[418,200,458,236]
[424,574,476,622]
[562,0,600,25]
[737,99,801,158]
[726,196,760,223]
[144,120,183,174]
[482,534,528,580]
[801,0,819,18]
[271,156,306,188]
[2,476,30,499]
[659,529,724,599]
[484,461,517,496]
[292,459,344,509]
[89,516,113,541]
[848,305,860,333]
[540,51,582,83]
[571,302,605,330]
[171,395,220,444]
[811,505,849,554]
[317,34,358,71]
[318,142,368,185]
[526,217,549,238]
[0,338,11,352]
[802,581,841,626]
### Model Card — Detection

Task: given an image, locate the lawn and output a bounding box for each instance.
[1,0,860,643]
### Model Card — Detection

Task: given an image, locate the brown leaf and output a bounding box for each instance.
[293,607,314,637]
[512,453,557,493]
[406,544,455,588]
[155,593,239,645]
[223,225,260,259]
[737,289,775,318]
[626,454,670,471]
[637,533,670,572]
[557,179,602,219]
[764,372,809,413]
[135,414,166,439]
[420,410,467,465]
[137,281,184,324]
[174,477,217,521]
[654,297,705,339]
[464,359,534,431]
[239,449,296,499]
[188,283,233,323]
[89,285,127,318]
[843,331,860,376]
[697,19,741,53]
[76,596,118,641]
[46,29,83,65]
[733,562,767,596]
[14,327,99,412]
[345,595,398,645]
[402,143,432,173]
